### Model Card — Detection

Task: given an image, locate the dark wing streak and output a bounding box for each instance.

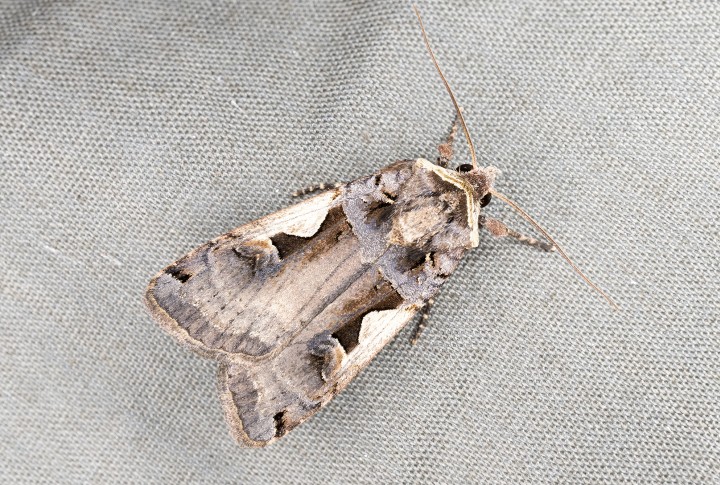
[236,197,414,358]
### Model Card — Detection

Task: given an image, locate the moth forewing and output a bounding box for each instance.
[144,188,343,361]
[145,158,492,446]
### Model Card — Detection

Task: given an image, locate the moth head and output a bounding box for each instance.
[416,159,497,248]
[454,162,499,209]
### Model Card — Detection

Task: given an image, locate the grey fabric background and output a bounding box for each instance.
[2,0,718,483]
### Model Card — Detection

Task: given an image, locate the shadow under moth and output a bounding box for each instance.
[144,7,616,447]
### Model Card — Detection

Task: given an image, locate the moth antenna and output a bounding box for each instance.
[490,189,619,310]
[413,5,478,169]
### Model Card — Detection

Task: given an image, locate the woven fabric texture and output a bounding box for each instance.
[2,1,718,483]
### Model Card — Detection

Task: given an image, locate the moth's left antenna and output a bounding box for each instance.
[413,5,478,170]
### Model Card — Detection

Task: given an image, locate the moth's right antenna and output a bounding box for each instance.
[490,189,619,310]
[413,5,478,170]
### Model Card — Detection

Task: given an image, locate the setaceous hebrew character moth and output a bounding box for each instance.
[144,6,615,447]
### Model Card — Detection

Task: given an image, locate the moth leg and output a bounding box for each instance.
[292,182,342,198]
[484,217,555,252]
[410,298,435,345]
[437,110,461,168]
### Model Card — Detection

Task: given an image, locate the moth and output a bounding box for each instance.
[144,7,615,447]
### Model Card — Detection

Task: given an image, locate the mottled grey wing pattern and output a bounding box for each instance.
[145,159,476,446]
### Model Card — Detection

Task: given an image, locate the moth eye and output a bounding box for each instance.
[456,164,473,173]
[480,193,492,208]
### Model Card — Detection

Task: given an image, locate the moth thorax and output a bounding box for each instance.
[388,201,450,247]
